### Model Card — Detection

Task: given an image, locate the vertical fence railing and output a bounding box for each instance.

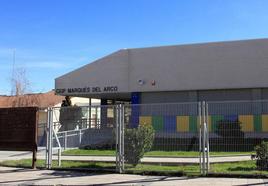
[116,104,125,173]
[201,102,205,174]
[121,105,125,172]
[45,107,49,169]
[205,102,210,172]
[198,102,202,173]
[200,101,209,175]
[46,107,53,169]
[115,105,119,172]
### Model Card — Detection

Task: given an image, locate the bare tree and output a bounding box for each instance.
[9,67,40,107]
[10,67,31,96]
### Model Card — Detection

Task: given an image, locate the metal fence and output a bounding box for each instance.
[207,100,268,175]
[44,100,268,176]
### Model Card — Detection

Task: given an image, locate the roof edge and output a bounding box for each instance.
[124,37,268,51]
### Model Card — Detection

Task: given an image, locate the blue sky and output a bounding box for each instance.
[0,0,268,95]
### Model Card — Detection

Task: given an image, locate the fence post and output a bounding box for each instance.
[115,104,124,173]
[49,107,53,169]
[115,105,119,172]
[46,107,53,169]
[202,101,206,175]
[121,104,125,172]
[118,104,123,173]
[198,102,202,174]
[45,107,50,169]
[205,102,210,172]
[200,101,210,175]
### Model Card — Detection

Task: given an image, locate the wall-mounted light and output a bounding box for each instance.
[138,79,145,85]
[151,80,156,86]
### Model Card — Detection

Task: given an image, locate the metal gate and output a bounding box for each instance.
[46,105,118,170]
[112,102,208,174]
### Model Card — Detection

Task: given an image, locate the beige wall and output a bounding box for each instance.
[37,97,94,133]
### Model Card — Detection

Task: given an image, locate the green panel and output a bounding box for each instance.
[211,115,224,132]
[189,116,197,132]
[152,116,164,132]
[254,115,262,132]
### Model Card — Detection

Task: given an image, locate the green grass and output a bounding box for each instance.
[0,159,115,169]
[63,149,116,156]
[1,159,268,176]
[126,163,199,174]
[62,149,253,157]
[0,159,197,175]
[210,161,268,175]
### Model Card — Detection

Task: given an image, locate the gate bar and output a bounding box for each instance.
[202,101,206,175]
[121,104,125,172]
[45,107,50,169]
[115,105,119,172]
[205,102,210,172]
[198,102,202,174]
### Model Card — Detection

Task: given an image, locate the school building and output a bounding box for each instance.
[55,38,268,137]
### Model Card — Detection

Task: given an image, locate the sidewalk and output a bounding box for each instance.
[0,166,266,186]
[0,150,251,165]
[58,155,251,164]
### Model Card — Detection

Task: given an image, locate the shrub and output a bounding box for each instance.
[124,124,155,166]
[255,141,268,170]
[215,120,244,138]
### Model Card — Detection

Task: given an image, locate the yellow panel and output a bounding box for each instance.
[139,116,152,126]
[262,114,268,132]
[239,115,254,132]
[176,116,189,132]
[207,116,211,132]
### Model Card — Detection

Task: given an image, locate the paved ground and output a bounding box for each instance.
[0,166,267,186]
[0,150,251,165]
[60,155,251,164]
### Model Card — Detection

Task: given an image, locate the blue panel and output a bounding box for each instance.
[131,105,140,128]
[164,116,176,132]
[131,92,140,104]
[131,92,140,128]
[224,115,238,122]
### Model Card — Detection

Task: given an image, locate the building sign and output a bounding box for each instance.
[0,107,38,168]
[56,86,118,94]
